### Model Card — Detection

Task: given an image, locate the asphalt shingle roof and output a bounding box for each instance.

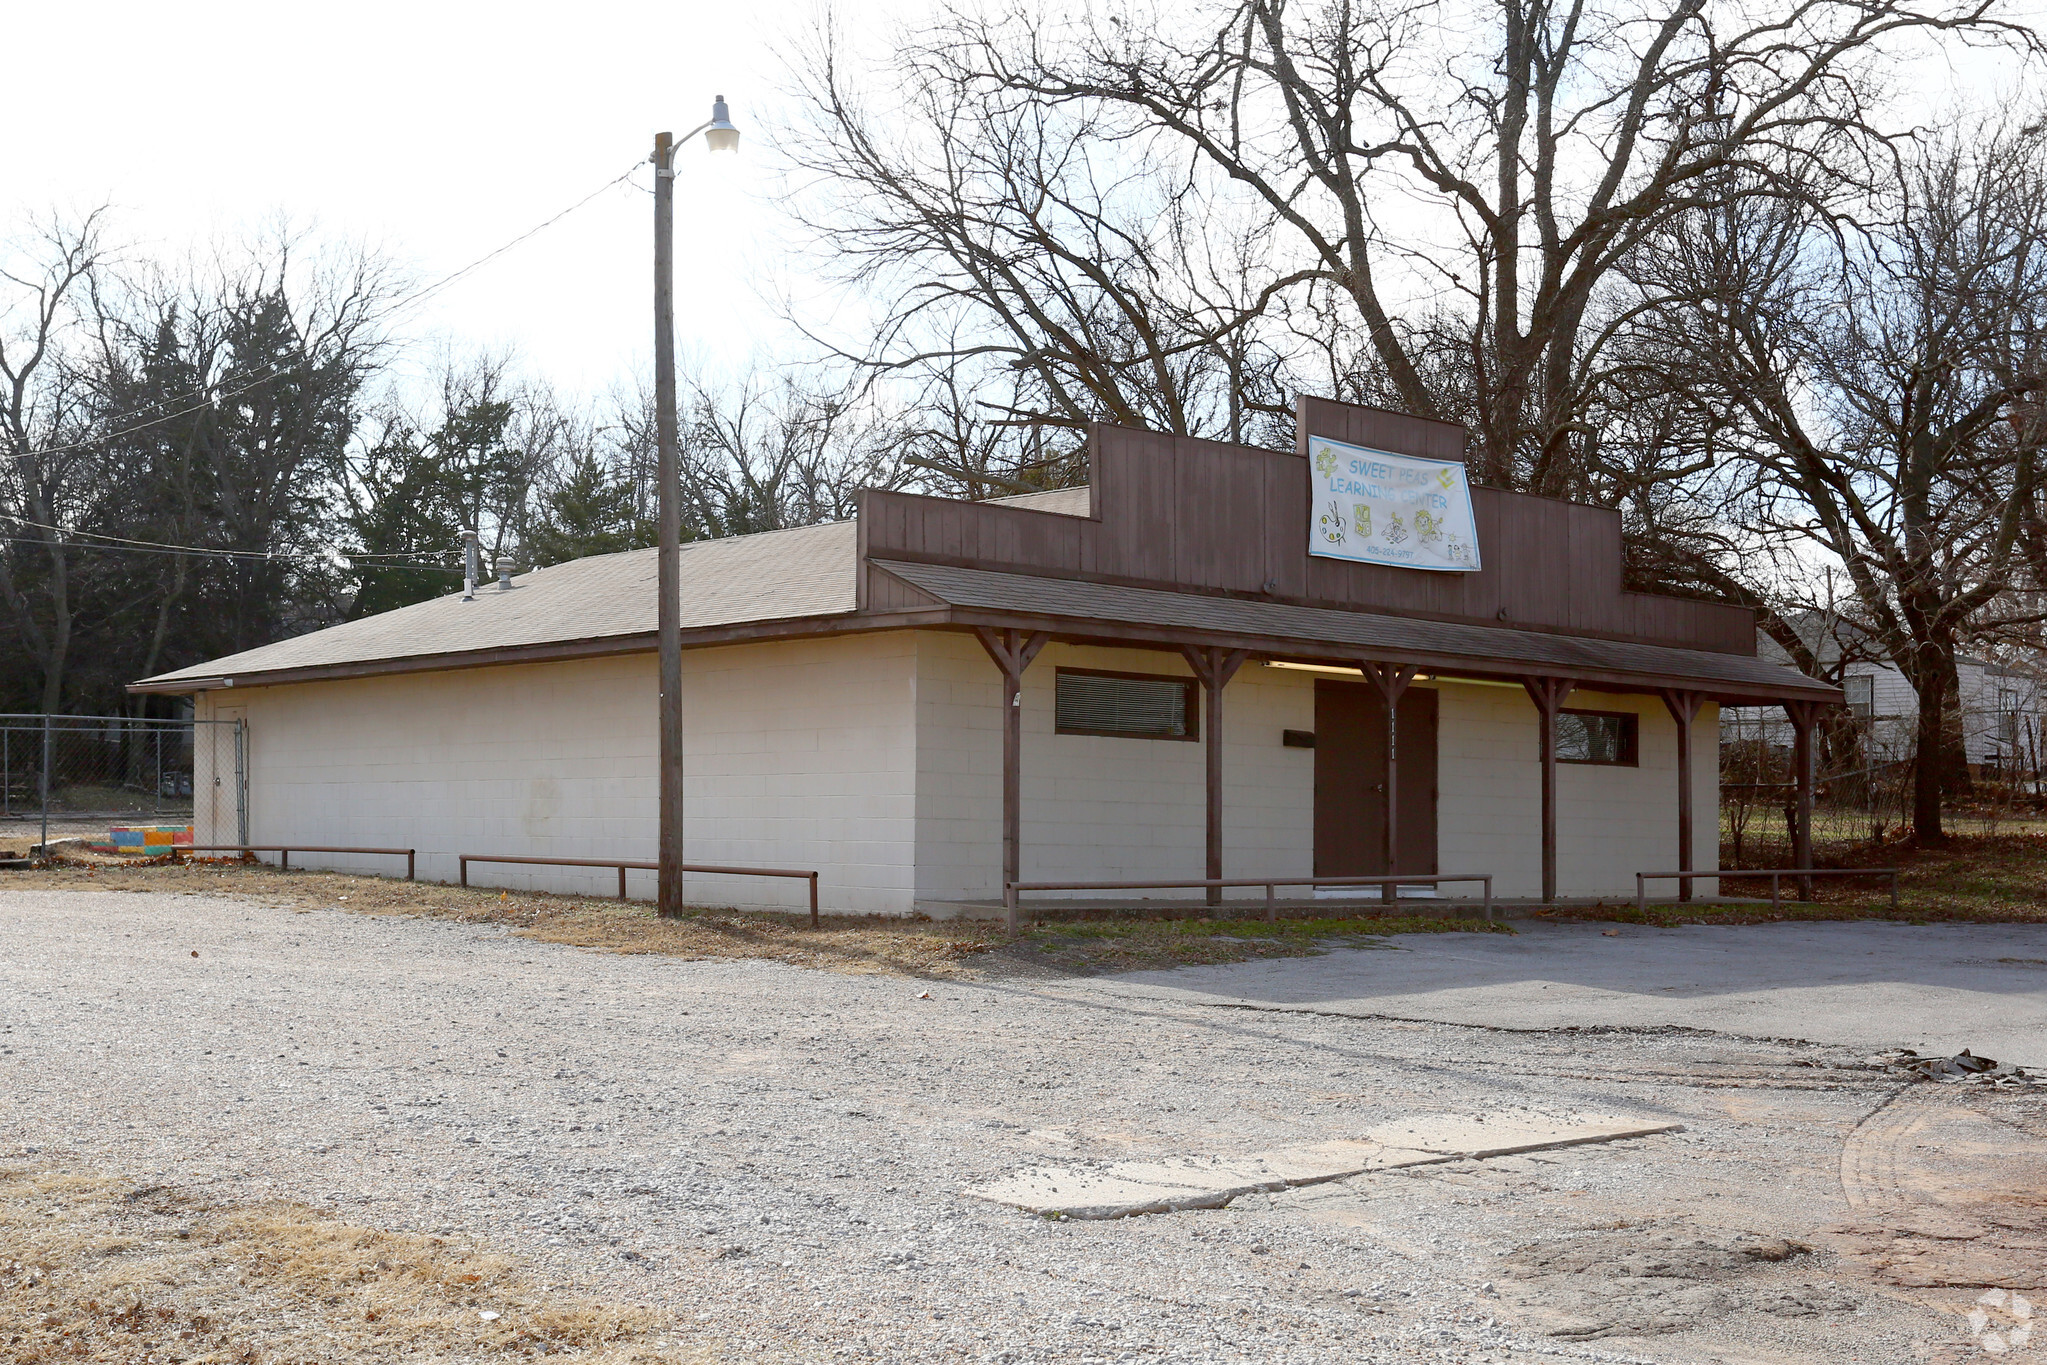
[134,483,1821,699]
[135,489,1091,690]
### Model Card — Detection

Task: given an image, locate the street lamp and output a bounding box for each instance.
[653,96,740,919]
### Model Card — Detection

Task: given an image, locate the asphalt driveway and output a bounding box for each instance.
[1090,918,2047,1068]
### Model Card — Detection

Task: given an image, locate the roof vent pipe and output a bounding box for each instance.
[497,558,513,590]
[461,530,481,600]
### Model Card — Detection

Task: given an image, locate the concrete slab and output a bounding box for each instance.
[1209,1140,1394,1185]
[1085,920,2047,1068]
[964,1167,1257,1219]
[1362,1111,1683,1158]
[964,1110,1681,1218]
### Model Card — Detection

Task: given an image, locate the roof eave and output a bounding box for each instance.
[126,608,940,694]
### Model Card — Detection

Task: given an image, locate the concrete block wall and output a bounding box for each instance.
[192,627,1722,915]
[195,633,922,914]
[911,636,1315,907]
[1434,681,1719,899]
[911,649,1718,906]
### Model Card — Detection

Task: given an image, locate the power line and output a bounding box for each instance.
[4,517,464,571]
[0,538,462,573]
[9,517,296,560]
[9,163,645,462]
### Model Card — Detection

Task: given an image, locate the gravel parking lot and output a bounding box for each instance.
[4,887,2044,1364]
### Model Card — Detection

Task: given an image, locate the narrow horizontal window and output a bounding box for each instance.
[1556,709,1637,766]
[1055,668,1198,741]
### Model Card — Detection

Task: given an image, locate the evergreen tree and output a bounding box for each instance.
[525,450,654,565]
[342,399,526,617]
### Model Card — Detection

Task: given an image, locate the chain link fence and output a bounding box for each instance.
[1721,706,2045,866]
[0,714,246,854]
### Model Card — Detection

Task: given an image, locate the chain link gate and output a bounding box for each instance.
[0,714,247,854]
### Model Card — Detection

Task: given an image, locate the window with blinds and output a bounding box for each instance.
[1054,668,1198,740]
[1556,709,1637,765]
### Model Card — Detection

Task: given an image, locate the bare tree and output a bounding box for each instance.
[0,212,108,713]
[12,230,398,709]
[795,0,2031,504]
[781,14,1296,486]
[680,371,911,533]
[1639,120,2047,841]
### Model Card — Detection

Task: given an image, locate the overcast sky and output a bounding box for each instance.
[8,0,2040,409]
[7,0,849,399]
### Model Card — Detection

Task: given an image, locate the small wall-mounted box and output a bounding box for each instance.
[1282,729,1316,749]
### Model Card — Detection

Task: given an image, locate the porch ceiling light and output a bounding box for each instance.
[1261,660,1368,677]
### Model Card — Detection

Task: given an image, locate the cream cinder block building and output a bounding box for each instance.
[133,398,1835,915]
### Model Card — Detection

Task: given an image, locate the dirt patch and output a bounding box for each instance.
[1495,1220,1855,1339]
[1829,1088,2047,1292]
[0,1163,700,1363]
[0,858,1504,977]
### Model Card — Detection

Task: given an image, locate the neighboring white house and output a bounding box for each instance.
[1723,618,2047,777]
[131,398,1835,911]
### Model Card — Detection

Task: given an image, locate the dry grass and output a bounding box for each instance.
[1556,832,2047,927]
[0,857,1505,976]
[0,1163,712,1364]
[5,857,999,978]
[1008,911,1507,973]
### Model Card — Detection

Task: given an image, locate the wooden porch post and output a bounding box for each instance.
[1522,677,1576,903]
[1784,699,1823,900]
[1660,690,1705,902]
[1181,646,1247,907]
[1361,663,1418,903]
[975,627,1050,934]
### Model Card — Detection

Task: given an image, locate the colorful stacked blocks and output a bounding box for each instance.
[89,825,195,854]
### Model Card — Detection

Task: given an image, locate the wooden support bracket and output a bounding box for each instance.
[976,627,1051,934]
[1660,689,1706,902]
[1522,676,1576,903]
[1180,645,1248,904]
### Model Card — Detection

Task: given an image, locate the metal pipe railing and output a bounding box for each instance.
[1006,873,1494,925]
[1636,866,1898,912]
[457,853,821,927]
[176,845,416,880]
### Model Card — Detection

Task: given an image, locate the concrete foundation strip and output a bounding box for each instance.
[963,1112,1684,1220]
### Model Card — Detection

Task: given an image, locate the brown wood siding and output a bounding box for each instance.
[857,396,1757,656]
[1295,396,1468,464]
[863,571,944,613]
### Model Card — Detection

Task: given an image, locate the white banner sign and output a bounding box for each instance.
[1306,437,1481,572]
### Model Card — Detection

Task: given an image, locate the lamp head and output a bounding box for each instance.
[705,96,740,153]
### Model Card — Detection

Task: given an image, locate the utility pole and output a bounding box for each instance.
[653,129,686,919]
[649,99,739,919]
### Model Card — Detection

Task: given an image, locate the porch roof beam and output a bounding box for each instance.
[935,612,1819,709]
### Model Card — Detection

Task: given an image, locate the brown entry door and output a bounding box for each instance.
[1313,680,1438,877]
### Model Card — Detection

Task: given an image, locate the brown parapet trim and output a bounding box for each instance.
[863,547,1756,655]
[858,483,1102,527]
